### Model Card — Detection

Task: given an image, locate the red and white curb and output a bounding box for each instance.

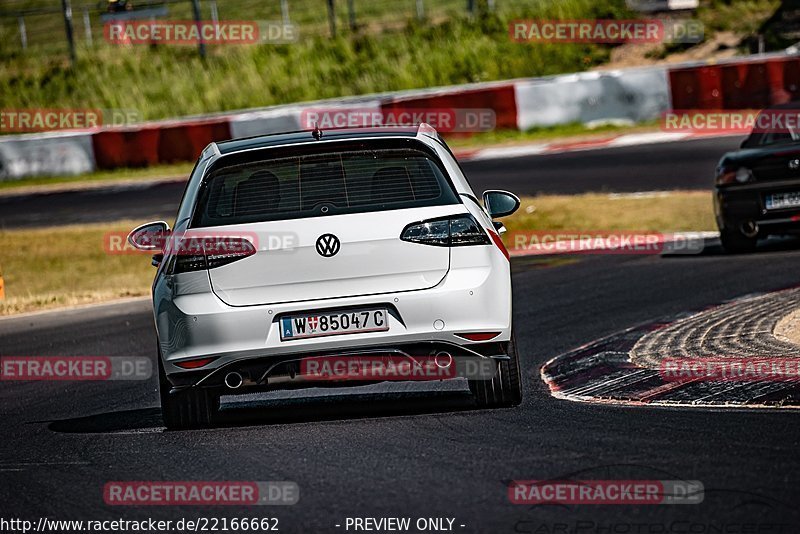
[540,288,800,409]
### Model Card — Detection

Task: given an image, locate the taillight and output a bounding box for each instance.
[400,215,490,247]
[456,332,501,341]
[716,165,753,185]
[174,357,218,369]
[401,218,451,246]
[488,230,510,261]
[168,235,257,274]
[205,237,257,268]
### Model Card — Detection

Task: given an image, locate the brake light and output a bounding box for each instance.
[456,332,501,341]
[716,165,753,185]
[488,230,510,261]
[168,235,257,274]
[174,357,218,369]
[400,215,490,247]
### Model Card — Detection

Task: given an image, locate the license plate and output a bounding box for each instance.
[280,308,389,341]
[765,192,800,210]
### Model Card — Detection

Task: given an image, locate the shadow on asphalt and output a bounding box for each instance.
[45,390,479,433]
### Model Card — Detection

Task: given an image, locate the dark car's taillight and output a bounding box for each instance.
[716,165,754,185]
[401,215,491,247]
[168,236,257,274]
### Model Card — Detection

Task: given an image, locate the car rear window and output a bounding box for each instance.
[755,131,800,146]
[742,110,800,147]
[192,147,459,227]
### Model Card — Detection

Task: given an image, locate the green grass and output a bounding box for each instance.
[0,0,631,121]
[503,191,716,235]
[697,0,780,35]
[0,220,154,315]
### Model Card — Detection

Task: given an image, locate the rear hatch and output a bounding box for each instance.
[190,140,464,307]
[204,206,464,306]
[749,146,800,183]
[737,117,800,182]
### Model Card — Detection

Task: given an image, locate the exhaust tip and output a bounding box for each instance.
[434,351,453,369]
[224,372,243,389]
[741,221,758,238]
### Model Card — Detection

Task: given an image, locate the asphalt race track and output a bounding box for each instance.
[2,239,800,531]
[2,133,799,532]
[0,135,743,228]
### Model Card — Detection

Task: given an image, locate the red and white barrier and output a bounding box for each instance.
[669,55,800,110]
[91,117,231,169]
[514,67,670,130]
[0,131,95,180]
[382,83,518,130]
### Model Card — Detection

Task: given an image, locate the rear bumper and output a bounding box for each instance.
[154,249,512,381]
[166,340,510,391]
[714,182,800,234]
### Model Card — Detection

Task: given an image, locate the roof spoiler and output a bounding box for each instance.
[201,142,221,159]
[416,122,439,140]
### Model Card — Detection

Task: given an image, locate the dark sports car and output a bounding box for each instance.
[715,102,800,253]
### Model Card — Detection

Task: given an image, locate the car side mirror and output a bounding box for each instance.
[127,221,171,251]
[482,190,520,218]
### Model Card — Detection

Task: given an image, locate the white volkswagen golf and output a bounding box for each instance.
[129,124,522,429]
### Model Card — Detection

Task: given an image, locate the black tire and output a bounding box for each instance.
[719,227,757,254]
[158,356,219,429]
[468,334,523,408]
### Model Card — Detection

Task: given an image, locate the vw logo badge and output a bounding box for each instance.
[316,234,340,257]
[790,159,800,170]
